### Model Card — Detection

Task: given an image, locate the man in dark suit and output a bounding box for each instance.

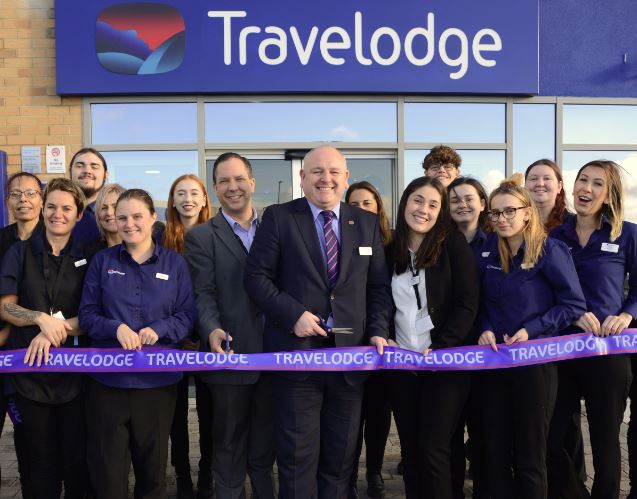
[185,152,275,499]
[244,145,392,499]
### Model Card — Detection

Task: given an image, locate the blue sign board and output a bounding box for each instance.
[55,0,539,95]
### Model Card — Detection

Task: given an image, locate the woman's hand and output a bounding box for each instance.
[601,312,632,336]
[387,339,399,347]
[574,312,601,335]
[504,328,529,345]
[35,314,71,347]
[139,327,159,346]
[116,324,141,350]
[478,331,498,352]
[24,333,53,367]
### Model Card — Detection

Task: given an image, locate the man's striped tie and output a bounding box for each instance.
[321,210,339,288]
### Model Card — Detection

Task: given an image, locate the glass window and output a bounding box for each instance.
[91,103,197,145]
[204,102,397,143]
[102,150,199,220]
[404,103,505,144]
[512,104,555,172]
[562,151,637,223]
[404,149,505,194]
[206,158,293,218]
[346,158,394,223]
[563,105,637,145]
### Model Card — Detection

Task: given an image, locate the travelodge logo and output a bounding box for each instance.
[96,3,185,75]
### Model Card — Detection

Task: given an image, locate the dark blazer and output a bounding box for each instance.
[387,229,480,349]
[244,198,392,370]
[184,211,263,385]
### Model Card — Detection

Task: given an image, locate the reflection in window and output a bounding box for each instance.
[92,103,198,145]
[404,150,505,194]
[102,150,199,220]
[204,103,397,143]
[206,158,292,218]
[346,158,394,223]
[562,151,637,223]
[563,105,637,145]
[404,103,505,144]
[513,104,555,172]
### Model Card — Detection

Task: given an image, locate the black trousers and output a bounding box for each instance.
[16,392,89,499]
[209,375,276,499]
[482,363,557,499]
[86,378,177,499]
[170,374,214,480]
[389,370,470,499]
[464,372,491,499]
[272,372,363,499]
[351,371,392,481]
[629,354,637,495]
[6,394,35,499]
[548,355,631,499]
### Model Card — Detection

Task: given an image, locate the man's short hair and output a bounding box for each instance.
[212,152,253,184]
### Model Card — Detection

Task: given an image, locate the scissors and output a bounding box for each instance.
[318,317,354,335]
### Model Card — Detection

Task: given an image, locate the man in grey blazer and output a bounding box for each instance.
[184,152,275,499]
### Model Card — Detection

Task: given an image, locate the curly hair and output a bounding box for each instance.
[423,145,462,172]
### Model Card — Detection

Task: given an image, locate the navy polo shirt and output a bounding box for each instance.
[551,216,637,322]
[478,237,587,342]
[79,242,198,389]
[72,201,100,247]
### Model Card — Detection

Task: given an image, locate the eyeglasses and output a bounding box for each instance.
[8,189,40,200]
[487,206,526,222]
[427,163,457,173]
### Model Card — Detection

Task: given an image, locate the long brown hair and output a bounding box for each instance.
[575,160,624,241]
[447,176,491,233]
[394,176,451,273]
[163,175,212,254]
[525,159,567,232]
[345,181,392,246]
[489,174,546,273]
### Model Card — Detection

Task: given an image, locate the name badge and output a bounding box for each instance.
[481,251,490,257]
[358,246,372,256]
[409,275,420,286]
[521,263,535,270]
[51,310,65,320]
[601,243,619,253]
[415,313,434,333]
[74,259,87,267]
[156,272,169,280]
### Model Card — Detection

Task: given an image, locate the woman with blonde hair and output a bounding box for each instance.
[84,183,126,259]
[548,160,637,499]
[478,175,586,499]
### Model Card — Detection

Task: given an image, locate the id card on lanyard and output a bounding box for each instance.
[408,257,434,332]
[42,250,77,346]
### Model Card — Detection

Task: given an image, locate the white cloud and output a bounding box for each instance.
[329,125,359,140]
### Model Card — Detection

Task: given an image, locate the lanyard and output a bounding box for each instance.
[42,248,71,315]
[407,256,423,311]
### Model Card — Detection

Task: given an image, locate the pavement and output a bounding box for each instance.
[0,399,633,498]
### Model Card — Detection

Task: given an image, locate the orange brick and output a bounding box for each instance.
[20,106,47,116]
[0,136,7,146]
[1,87,20,97]
[35,135,63,144]
[31,19,53,30]
[2,19,30,29]
[49,124,70,135]
[7,135,36,145]
[18,48,46,58]
[19,86,47,97]
[20,124,48,135]
[32,38,54,48]
[0,29,19,39]
[5,38,30,49]
[0,126,20,136]
[0,48,18,58]
[4,58,32,68]
[48,106,70,116]
[61,114,81,125]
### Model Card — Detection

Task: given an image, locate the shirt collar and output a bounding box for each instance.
[31,232,83,258]
[221,208,258,230]
[118,241,161,263]
[307,200,341,223]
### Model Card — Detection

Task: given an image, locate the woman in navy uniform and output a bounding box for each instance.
[548,160,637,499]
[0,178,89,498]
[79,188,198,499]
[478,175,586,499]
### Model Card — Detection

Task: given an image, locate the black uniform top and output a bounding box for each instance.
[0,232,89,404]
[0,220,44,260]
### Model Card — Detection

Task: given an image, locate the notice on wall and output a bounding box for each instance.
[46,145,66,174]
[21,146,41,174]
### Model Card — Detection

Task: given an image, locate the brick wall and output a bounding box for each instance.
[0,0,82,178]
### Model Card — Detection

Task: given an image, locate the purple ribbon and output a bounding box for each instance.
[1,330,636,373]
